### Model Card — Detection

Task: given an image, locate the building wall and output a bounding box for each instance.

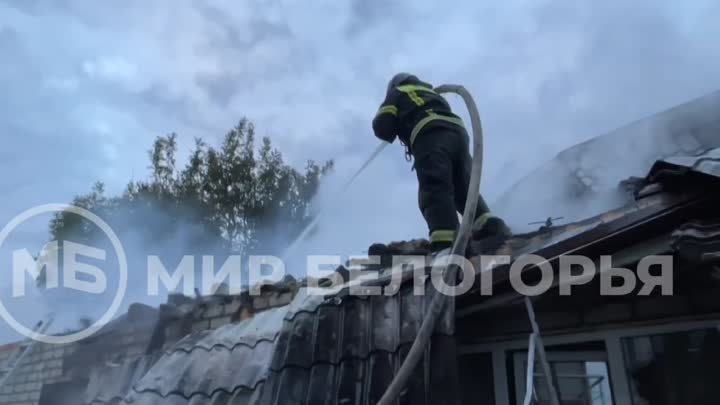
[0,284,301,405]
[458,280,720,345]
[0,341,75,405]
[162,288,298,350]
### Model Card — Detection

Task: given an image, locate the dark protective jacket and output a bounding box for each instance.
[372,77,465,153]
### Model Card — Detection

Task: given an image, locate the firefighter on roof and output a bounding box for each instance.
[372,73,511,252]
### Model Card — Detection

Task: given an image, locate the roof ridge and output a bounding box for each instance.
[124,380,265,403]
[164,334,278,355]
[268,340,454,371]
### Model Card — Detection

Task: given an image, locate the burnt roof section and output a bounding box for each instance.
[120,276,457,405]
[495,145,720,261]
[129,303,293,402]
[369,144,720,274]
[84,355,157,405]
[647,146,720,183]
[458,146,720,312]
[671,220,720,265]
[55,146,720,405]
[64,303,159,380]
[496,89,720,226]
[258,288,456,405]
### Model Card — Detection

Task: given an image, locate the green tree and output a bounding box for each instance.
[49,118,333,256]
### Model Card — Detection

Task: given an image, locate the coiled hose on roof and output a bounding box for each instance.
[376,84,484,405]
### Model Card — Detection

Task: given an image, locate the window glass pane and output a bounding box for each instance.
[523,359,613,405]
[585,362,612,405]
[623,326,720,405]
[459,352,495,405]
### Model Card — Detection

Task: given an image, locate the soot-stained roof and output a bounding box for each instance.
[121,278,458,405]
[41,145,720,405]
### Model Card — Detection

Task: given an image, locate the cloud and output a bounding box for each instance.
[0,0,718,238]
[0,0,719,340]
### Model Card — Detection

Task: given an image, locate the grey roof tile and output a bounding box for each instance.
[122,279,457,405]
[649,146,720,180]
[84,355,156,405]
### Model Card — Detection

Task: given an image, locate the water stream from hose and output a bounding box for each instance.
[280,141,389,262]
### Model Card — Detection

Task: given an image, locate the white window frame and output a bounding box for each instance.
[512,350,609,405]
[460,318,720,405]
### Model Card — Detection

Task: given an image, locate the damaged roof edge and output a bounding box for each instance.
[459,146,720,314]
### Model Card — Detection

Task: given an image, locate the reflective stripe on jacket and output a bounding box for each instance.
[372,79,465,151]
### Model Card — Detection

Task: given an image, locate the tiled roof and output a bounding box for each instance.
[55,146,720,405]
[84,355,157,405]
[122,278,457,405]
[648,146,720,181]
[128,304,290,403]
[495,90,720,226]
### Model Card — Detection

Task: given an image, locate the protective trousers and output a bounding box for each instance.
[413,127,490,248]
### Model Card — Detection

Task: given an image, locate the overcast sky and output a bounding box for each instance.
[1,1,720,339]
[2,0,720,238]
